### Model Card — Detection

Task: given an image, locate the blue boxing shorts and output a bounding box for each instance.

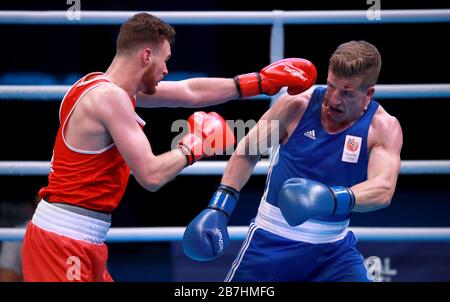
[224,222,370,282]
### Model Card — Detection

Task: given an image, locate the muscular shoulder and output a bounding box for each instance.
[369,105,403,150]
[86,83,134,118]
[91,83,130,106]
[270,87,313,121]
[267,87,313,142]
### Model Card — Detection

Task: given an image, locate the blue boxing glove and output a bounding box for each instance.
[278,178,356,226]
[182,184,239,261]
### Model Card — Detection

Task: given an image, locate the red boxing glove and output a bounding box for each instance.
[178,112,235,165]
[234,58,317,98]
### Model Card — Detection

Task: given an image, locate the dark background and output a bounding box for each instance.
[0,1,449,281]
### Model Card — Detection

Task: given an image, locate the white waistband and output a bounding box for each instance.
[31,200,111,244]
[254,199,349,244]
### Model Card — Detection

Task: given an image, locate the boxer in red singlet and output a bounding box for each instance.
[22,12,317,281]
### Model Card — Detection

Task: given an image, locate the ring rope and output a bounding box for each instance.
[0,10,450,25]
[1,160,449,176]
[1,84,450,100]
[1,226,450,242]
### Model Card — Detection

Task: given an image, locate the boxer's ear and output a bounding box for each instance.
[141,47,152,65]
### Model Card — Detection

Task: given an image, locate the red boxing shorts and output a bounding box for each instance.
[22,200,113,282]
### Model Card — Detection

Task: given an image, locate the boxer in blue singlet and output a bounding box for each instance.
[183,41,403,282]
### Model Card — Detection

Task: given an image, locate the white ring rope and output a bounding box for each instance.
[1,84,450,100]
[1,160,450,176]
[0,10,450,25]
[0,85,70,100]
[1,226,450,242]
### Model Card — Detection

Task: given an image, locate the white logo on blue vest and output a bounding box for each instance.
[342,135,362,163]
[304,130,316,140]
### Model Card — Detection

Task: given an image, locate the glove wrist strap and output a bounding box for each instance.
[330,186,356,215]
[207,184,240,217]
[177,144,194,166]
[233,73,261,98]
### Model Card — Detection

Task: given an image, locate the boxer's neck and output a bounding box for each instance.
[105,55,142,98]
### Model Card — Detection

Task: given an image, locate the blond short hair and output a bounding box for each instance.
[329,41,382,89]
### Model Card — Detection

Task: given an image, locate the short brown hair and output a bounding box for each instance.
[329,41,382,89]
[116,13,175,55]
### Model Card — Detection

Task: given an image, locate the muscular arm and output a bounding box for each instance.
[97,87,187,192]
[221,91,310,191]
[351,112,403,212]
[136,78,239,108]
